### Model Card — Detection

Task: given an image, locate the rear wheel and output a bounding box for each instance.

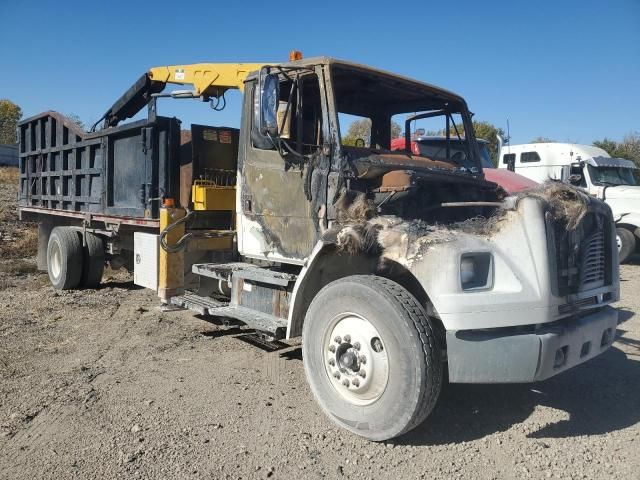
[81,232,105,288]
[616,227,636,263]
[302,275,442,441]
[47,227,83,290]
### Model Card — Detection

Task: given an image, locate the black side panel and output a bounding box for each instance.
[18,112,180,219]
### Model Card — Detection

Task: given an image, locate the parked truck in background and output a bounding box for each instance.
[390,136,538,194]
[498,139,640,262]
[17,54,619,441]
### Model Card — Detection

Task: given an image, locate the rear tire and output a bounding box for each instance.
[81,232,105,288]
[47,227,83,290]
[616,227,635,263]
[302,275,442,441]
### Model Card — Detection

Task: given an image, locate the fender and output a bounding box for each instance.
[286,241,378,338]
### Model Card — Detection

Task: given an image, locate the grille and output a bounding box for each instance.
[579,227,606,290]
[548,210,610,296]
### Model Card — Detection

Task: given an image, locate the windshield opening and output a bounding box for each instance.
[331,65,480,171]
[407,139,492,171]
[587,165,637,186]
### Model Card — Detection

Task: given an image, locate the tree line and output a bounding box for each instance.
[2,98,638,168]
[0,99,84,145]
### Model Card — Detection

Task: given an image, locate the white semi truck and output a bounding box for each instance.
[18,56,620,441]
[498,139,639,262]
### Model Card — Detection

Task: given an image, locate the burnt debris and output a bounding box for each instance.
[324,181,594,266]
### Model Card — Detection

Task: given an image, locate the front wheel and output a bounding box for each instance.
[302,275,442,441]
[616,227,636,263]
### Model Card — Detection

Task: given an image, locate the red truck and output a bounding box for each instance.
[390,136,537,194]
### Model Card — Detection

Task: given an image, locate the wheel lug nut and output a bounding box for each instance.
[359,355,367,364]
[328,344,336,353]
[333,371,341,379]
[334,336,342,344]
[344,334,351,343]
[328,358,335,366]
[353,342,360,351]
[342,378,350,387]
[358,369,366,378]
[352,378,360,387]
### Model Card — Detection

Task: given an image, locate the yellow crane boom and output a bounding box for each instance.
[148,63,267,97]
[99,62,268,129]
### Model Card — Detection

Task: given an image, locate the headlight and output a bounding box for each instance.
[460,253,493,290]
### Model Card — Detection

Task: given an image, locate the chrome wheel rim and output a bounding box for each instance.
[323,313,389,406]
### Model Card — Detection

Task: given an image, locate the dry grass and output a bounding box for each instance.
[13,228,38,256]
[0,227,38,259]
[0,167,19,185]
[0,205,13,223]
[0,259,38,276]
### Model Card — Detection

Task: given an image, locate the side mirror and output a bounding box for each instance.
[568,174,583,185]
[258,69,279,137]
[569,162,582,176]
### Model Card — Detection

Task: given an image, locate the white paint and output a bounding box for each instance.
[133,232,158,291]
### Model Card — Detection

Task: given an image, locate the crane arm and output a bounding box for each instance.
[148,63,267,97]
[99,62,267,129]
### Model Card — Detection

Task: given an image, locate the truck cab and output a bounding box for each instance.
[498,141,639,261]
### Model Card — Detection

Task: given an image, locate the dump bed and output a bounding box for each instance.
[18,111,180,220]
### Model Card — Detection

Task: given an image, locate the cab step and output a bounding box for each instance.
[170,292,288,338]
[192,262,297,286]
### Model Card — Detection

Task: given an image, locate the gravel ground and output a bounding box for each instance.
[1,169,639,479]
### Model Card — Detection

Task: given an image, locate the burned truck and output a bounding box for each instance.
[17,55,619,441]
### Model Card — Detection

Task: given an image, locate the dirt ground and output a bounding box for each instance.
[1,167,639,480]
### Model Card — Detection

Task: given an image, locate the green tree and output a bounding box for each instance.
[342,119,402,147]
[592,138,618,157]
[530,136,555,143]
[344,118,371,146]
[390,121,401,139]
[0,99,22,144]
[593,133,640,168]
[617,132,640,166]
[66,113,85,130]
[471,121,505,166]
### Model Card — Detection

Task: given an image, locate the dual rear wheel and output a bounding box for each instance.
[47,227,104,290]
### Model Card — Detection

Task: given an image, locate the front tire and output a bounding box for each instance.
[302,275,442,441]
[47,227,83,290]
[616,227,636,263]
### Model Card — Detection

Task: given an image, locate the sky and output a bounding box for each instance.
[1,0,638,145]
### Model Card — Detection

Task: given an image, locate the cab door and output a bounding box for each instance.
[237,71,330,263]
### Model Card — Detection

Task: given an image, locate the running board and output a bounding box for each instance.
[170,292,288,338]
[192,262,297,287]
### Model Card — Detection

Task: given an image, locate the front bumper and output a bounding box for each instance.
[446,306,618,383]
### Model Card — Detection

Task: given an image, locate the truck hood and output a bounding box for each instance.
[602,185,640,199]
[483,168,538,194]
